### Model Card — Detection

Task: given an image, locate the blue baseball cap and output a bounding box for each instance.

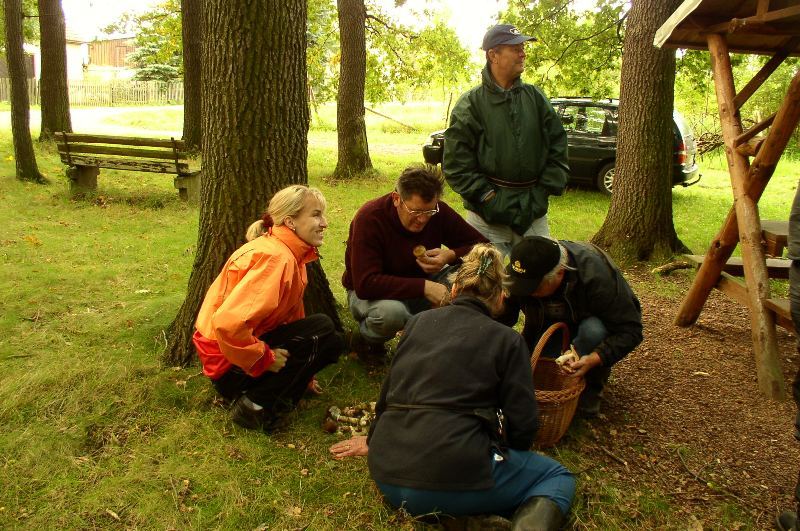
[481,24,536,50]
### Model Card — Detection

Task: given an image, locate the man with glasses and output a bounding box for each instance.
[443,24,569,256]
[342,166,487,360]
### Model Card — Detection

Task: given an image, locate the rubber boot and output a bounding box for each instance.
[511,497,563,531]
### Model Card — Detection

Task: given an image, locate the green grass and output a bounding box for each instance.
[0,105,796,529]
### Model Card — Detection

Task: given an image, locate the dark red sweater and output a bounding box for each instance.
[342,194,488,300]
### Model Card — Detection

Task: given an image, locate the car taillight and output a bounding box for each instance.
[676,140,687,165]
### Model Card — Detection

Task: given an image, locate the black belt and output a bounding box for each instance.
[487,175,538,188]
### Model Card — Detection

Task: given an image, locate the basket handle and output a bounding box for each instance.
[530,322,570,372]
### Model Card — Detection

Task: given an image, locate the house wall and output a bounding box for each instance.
[65,41,88,80]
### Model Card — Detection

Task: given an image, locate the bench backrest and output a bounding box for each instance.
[55,132,192,175]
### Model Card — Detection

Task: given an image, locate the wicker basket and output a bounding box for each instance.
[530,322,586,448]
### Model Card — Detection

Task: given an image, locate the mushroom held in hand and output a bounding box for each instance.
[555,345,580,372]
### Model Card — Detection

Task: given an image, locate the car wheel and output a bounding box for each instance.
[596,162,615,195]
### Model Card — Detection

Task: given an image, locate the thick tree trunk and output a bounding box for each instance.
[181,0,202,152]
[38,0,72,142]
[591,0,685,261]
[4,0,45,183]
[334,0,373,178]
[163,0,340,366]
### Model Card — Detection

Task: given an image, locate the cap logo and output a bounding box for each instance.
[511,260,525,274]
[509,27,521,35]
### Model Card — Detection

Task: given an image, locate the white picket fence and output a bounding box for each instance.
[0,79,184,106]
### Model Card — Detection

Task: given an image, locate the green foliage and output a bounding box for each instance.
[0,0,40,48]
[306,0,474,105]
[503,0,627,98]
[308,0,340,104]
[104,0,182,82]
[363,4,474,103]
[675,49,800,148]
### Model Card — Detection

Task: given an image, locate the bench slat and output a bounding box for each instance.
[55,132,185,150]
[684,254,789,279]
[57,142,186,160]
[60,154,189,174]
[764,298,795,334]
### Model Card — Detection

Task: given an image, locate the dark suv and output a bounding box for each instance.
[422,97,700,195]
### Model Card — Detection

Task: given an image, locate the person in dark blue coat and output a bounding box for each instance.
[331,243,575,530]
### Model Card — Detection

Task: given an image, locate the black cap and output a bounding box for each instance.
[481,24,536,51]
[506,237,561,297]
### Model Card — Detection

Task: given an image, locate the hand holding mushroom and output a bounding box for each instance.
[564,351,603,378]
[415,247,456,274]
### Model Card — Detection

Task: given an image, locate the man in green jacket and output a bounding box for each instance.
[443,24,570,256]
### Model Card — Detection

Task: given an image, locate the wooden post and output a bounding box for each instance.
[174,171,201,204]
[678,34,784,399]
[67,165,99,196]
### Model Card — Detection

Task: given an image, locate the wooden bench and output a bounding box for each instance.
[55,132,201,202]
[761,220,789,258]
[684,254,790,279]
[685,256,795,335]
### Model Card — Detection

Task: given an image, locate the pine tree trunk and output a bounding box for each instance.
[334,0,372,178]
[4,0,45,183]
[38,0,72,142]
[591,0,685,262]
[163,0,340,366]
[181,0,202,152]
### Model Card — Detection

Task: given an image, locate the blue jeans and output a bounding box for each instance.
[347,266,457,344]
[375,448,575,517]
[540,317,611,397]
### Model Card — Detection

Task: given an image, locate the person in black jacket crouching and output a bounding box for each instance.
[500,237,643,417]
[330,243,575,530]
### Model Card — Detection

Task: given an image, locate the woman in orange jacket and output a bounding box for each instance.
[193,185,344,431]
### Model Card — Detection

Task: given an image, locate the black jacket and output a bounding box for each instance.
[367,296,538,491]
[499,241,643,367]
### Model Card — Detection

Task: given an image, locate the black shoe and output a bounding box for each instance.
[776,511,799,531]
[349,329,388,365]
[511,497,564,531]
[230,396,266,430]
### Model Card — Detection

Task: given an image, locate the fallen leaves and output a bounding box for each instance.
[22,234,41,246]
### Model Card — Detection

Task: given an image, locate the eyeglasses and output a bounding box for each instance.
[400,197,439,218]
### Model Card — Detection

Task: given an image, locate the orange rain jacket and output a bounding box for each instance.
[193,225,318,380]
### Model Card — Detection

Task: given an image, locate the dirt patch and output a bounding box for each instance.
[584,266,798,528]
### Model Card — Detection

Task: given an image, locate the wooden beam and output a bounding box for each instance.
[733,36,800,110]
[54,132,186,150]
[699,6,800,34]
[677,33,785,400]
[763,298,796,334]
[735,112,776,146]
[734,138,764,157]
[717,272,749,306]
[59,154,188,174]
[757,0,770,17]
[56,143,182,160]
[754,5,800,24]
[684,254,789,279]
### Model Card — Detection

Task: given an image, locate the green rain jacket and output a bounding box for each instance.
[443,65,569,234]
